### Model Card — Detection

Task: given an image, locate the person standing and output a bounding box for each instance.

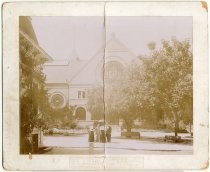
[95,124,100,142]
[106,126,112,142]
[88,128,94,142]
[99,125,106,143]
[88,127,94,154]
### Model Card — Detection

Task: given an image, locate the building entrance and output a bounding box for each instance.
[75,107,86,120]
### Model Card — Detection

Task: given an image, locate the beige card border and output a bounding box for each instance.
[3,1,208,170]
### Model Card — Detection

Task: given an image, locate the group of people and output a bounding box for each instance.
[88,125,112,143]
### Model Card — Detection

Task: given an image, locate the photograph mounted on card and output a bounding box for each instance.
[3,1,208,170]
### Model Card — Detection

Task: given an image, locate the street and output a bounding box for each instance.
[42,128,193,155]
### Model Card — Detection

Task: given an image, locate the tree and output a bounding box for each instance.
[147,41,156,51]
[133,38,193,136]
[46,105,73,127]
[70,119,78,133]
[20,34,49,153]
[87,38,192,136]
[172,74,193,134]
[103,62,142,130]
[87,86,104,120]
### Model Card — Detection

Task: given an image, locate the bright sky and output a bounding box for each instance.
[32,16,192,60]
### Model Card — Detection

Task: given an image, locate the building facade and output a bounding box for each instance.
[43,34,139,121]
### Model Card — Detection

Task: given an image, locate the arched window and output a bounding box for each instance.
[75,107,86,120]
[104,61,124,81]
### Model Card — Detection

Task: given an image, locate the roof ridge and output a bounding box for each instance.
[20,30,53,62]
[106,34,137,57]
[69,48,104,82]
[69,35,138,82]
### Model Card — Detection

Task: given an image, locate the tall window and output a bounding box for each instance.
[82,91,86,98]
[104,61,124,81]
[78,90,86,99]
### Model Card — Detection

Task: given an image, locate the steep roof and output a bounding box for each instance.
[44,34,139,85]
[20,16,53,62]
[19,17,38,44]
[107,34,137,61]
[44,59,89,83]
[106,33,129,52]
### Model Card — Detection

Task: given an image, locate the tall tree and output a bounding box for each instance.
[136,38,193,135]
[87,38,192,135]
[20,34,49,153]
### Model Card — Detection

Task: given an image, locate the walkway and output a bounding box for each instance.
[43,132,193,155]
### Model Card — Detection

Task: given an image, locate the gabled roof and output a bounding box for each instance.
[20,16,38,44]
[20,30,53,62]
[44,33,139,85]
[106,33,129,52]
[20,16,53,62]
[105,33,137,61]
[69,34,139,85]
[69,49,104,85]
[44,58,89,83]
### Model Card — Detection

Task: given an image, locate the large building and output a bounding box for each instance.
[43,34,139,122]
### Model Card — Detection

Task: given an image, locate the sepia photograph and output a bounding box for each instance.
[3,1,208,170]
[19,16,193,155]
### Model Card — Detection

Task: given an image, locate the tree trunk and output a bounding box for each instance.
[126,126,131,138]
[189,122,191,133]
[127,126,131,133]
[174,112,179,137]
[189,122,193,136]
[175,123,178,136]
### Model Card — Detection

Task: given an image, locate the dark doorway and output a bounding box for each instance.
[75,107,86,120]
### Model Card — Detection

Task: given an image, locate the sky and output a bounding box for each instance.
[32,16,192,60]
